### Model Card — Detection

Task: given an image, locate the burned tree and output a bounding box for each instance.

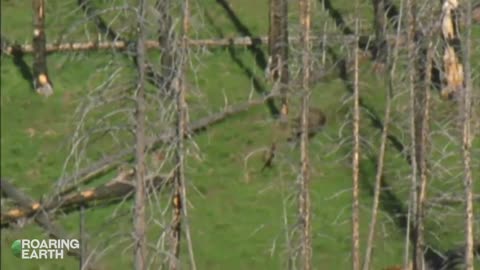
[461,0,474,269]
[32,0,53,96]
[440,0,464,99]
[352,0,361,268]
[297,0,312,269]
[169,1,197,270]
[372,0,387,66]
[134,0,148,269]
[268,0,289,119]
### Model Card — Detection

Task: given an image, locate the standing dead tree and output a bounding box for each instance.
[32,0,53,96]
[405,0,423,268]
[440,0,464,100]
[268,0,289,119]
[134,0,148,268]
[169,1,197,269]
[352,0,361,269]
[262,0,290,172]
[297,0,312,269]
[461,0,474,269]
[362,2,405,268]
[413,9,434,270]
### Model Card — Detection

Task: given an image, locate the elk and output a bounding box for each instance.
[287,107,327,142]
[262,107,326,170]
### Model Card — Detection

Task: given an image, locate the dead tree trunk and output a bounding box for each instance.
[352,0,361,269]
[32,0,53,96]
[372,0,387,66]
[406,0,424,268]
[169,1,197,270]
[134,0,147,269]
[440,0,464,100]
[298,0,312,269]
[268,0,289,119]
[414,21,434,270]
[461,0,474,269]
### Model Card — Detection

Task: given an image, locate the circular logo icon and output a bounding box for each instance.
[11,240,22,258]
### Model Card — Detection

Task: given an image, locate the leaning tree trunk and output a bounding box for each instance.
[268,0,289,119]
[298,0,312,269]
[134,0,147,269]
[32,0,53,96]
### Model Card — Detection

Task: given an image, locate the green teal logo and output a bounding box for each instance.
[11,239,22,258]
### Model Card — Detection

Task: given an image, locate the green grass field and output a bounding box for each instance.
[1,0,479,269]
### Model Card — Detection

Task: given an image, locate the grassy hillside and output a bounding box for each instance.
[1,0,479,269]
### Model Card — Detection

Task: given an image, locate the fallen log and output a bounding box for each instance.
[0,34,409,55]
[0,179,82,259]
[1,172,168,228]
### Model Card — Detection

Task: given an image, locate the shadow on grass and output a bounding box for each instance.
[326,45,412,165]
[11,46,34,90]
[360,155,453,269]
[319,0,443,93]
[360,155,451,269]
[77,0,166,94]
[204,9,279,117]
[215,0,268,71]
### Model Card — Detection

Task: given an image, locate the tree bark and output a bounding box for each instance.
[32,0,53,96]
[134,0,147,268]
[298,0,312,269]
